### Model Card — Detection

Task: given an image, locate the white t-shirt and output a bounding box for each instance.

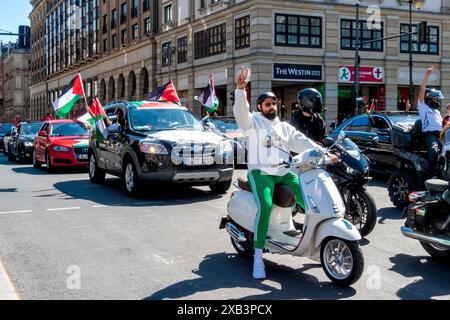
[418,100,443,132]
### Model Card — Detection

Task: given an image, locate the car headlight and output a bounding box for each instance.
[140,142,168,155]
[307,149,325,167]
[53,145,70,152]
[24,141,33,147]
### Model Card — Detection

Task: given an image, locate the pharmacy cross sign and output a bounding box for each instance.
[338,66,384,83]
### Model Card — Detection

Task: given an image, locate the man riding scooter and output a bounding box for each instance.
[233,67,337,279]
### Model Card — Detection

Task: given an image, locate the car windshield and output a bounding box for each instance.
[0,124,13,134]
[21,123,42,135]
[208,119,239,133]
[130,108,203,131]
[51,122,89,136]
[389,115,420,126]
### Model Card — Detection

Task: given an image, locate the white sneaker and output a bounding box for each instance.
[253,259,266,279]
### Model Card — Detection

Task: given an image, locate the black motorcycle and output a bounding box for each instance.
[401,179,450,260]
[324,136,378,237]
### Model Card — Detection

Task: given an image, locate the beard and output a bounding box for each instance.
[262,109,277,120]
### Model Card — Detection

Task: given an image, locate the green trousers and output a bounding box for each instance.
[247,170,305,249]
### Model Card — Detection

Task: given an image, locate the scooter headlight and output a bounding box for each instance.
[307,149,325,167]
[344,163,359,175]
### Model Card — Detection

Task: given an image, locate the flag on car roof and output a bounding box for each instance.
[194,74,219,114]
[147,81,181,104]
[90,98,108,140]
[52,73,85,119]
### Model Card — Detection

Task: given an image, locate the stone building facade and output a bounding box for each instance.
[30,0,450,126]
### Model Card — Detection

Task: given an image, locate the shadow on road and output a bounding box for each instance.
[377,207,403,224]
[0,188,17,192]
[53,178,223,207]
[12,166,88,176]
[144,252,357,300]
[389,254,450,300]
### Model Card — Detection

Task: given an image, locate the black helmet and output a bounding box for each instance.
[257,92,278,107]
[297,88,323,113]
[425,88,445,109]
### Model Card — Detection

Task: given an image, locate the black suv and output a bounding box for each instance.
[88,101,234,196]
[327,112,421,175]
[8,122,43,162]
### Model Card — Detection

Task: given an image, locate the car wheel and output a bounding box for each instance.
[123,160,141,197]
[46,151,55,173]
[88,152,105,184]
[32,150,42,169]
[388,169,416,209]
[209,179,232,194]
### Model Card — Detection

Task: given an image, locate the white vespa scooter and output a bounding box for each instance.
[219,133,364,286]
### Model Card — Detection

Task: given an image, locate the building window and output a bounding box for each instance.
[235,15,250,49]
[177,36,187,63]
[143,0,150,12]
[103,15,108,33]
[121,2,127,24]
[131,0,138,18]
[194,23,226,59]
[162,42,173,67]
[275,14,322,48]
[132,24,139,40]
[341,19,383,52]
[144,18,152,34]
[400,24,439,55]
[200,0,206,9]
[164,5,172,24]
[111,9,117,29]
[103,38,108,51]
[121,29,127,44]
[112,34,117,48]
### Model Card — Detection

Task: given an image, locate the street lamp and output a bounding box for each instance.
[408,0,425,108]
[162,44,176,81]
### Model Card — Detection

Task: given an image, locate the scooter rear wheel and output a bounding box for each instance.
[320,238,364,286]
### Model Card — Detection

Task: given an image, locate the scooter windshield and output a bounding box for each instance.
[337,138,361,160]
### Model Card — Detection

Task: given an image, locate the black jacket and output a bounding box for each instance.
[291,110,326,143]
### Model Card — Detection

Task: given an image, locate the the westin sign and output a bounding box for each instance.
[273,63,322,81]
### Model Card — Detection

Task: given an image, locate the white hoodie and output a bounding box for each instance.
[233,89,323,176]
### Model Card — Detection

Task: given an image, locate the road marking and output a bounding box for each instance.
[46,207,81,212]
[92,205,107,208]
[0,210,32,215]
[0,261,18,300]
[151,254,172,265]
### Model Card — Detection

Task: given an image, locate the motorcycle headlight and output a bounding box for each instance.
[53,145,70,152]
[307,149,325,167]
[139,142,168,155]
[24,141,34,147]
[344,162,359,175]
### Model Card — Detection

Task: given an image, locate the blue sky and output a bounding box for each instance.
[0,0,32,45]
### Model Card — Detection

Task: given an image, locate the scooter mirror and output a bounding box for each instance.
[263,135,274,148]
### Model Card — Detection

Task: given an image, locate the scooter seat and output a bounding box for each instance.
[425,179,448,193]
[237,178,296,208]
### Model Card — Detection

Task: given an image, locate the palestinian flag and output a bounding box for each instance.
[369,99,376,113]
[147,81,181,104]
[90,98,108,140]
[194,74,219,113]
[53,74,85,119]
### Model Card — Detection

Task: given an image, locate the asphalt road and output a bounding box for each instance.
[0,155,449,300]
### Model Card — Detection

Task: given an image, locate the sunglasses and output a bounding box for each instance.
[264,101,278,107]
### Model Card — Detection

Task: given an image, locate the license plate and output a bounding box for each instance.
[183,156,214,166]
[77,154,88,160]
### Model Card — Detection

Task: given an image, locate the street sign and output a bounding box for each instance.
[339,66,384,83]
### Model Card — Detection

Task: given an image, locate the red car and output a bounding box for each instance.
[33,119,90,172]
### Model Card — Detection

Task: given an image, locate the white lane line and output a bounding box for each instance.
[92,205,107,208]
[0,210,32,215]
[46,207,81,212]
[0,261,19,300]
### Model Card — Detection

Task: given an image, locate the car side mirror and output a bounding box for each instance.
[203,121,216,131]
[38,130,47,137]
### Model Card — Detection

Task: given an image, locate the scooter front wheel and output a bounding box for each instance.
[320,238,364,286]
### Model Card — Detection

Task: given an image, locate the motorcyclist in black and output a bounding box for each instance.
[290,88,326,144]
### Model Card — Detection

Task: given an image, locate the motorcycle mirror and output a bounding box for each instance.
[338,130,346,141]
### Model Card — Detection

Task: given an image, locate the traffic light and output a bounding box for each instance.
[418,21,428,43]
